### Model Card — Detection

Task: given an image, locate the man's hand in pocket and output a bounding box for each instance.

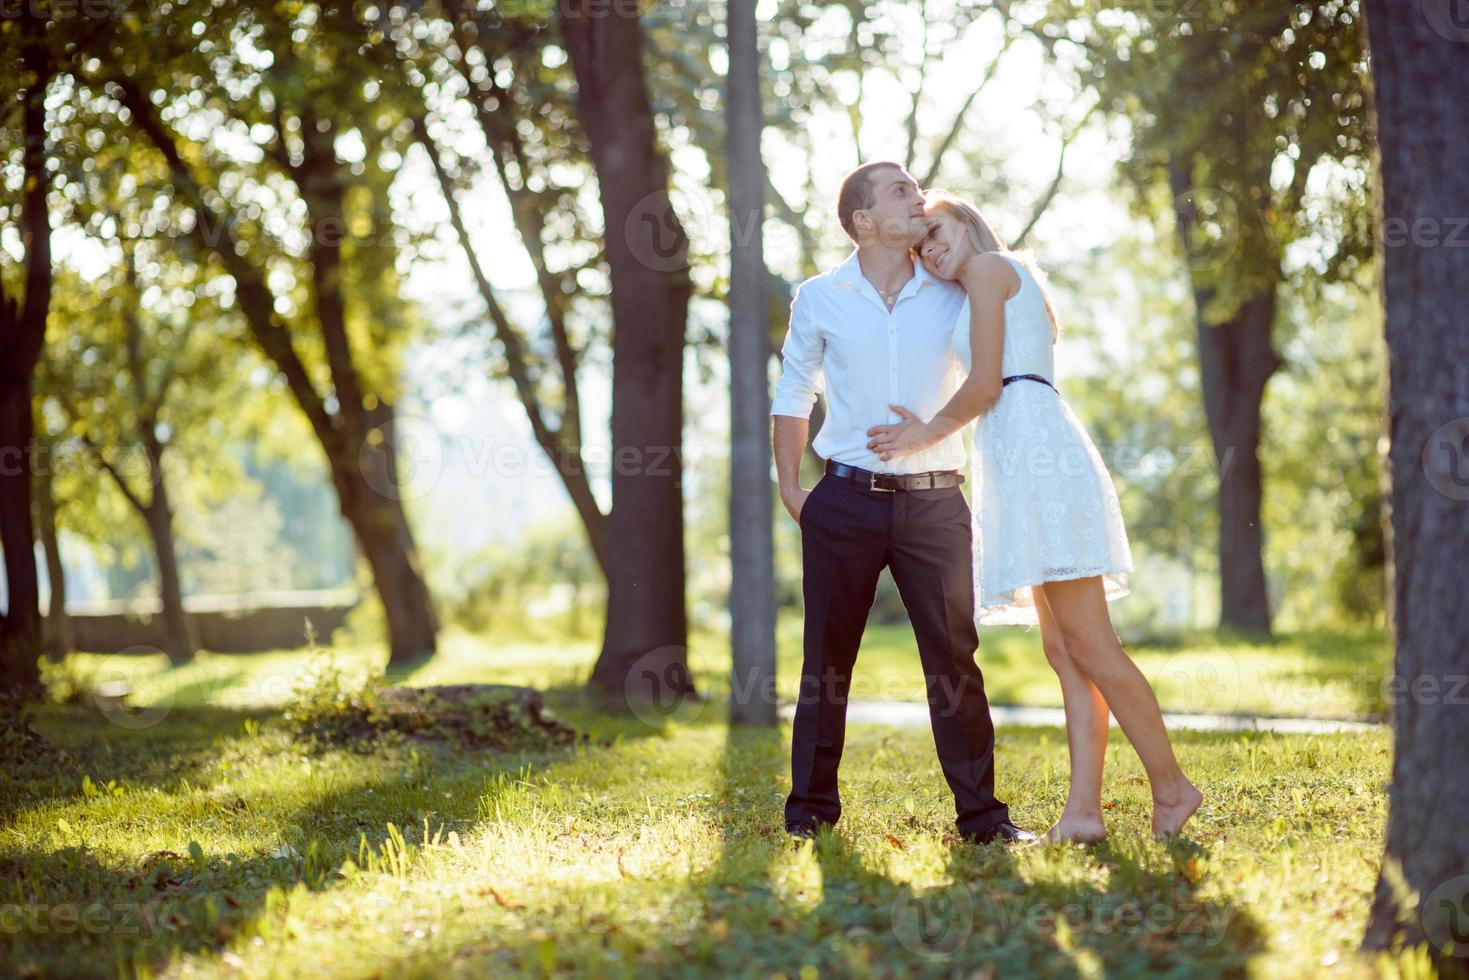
[781,486,811,525]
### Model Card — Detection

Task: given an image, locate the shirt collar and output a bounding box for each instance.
[832,249,935,295]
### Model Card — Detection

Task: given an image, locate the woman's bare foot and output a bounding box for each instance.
[1044,813,1107,844]
[1151,781,1203,838]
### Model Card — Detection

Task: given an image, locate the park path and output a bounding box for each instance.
[778,701,1382,735]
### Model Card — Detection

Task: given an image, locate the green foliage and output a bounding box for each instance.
[280,651,393,749]
[1055,0,1374,316]
[282,650,587,754]
[1263,269,1387,629]
[0,691,71,784]
[435,517,604,642]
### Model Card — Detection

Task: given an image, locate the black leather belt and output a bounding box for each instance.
[1002,373,1056,391]
[825,460,965,493]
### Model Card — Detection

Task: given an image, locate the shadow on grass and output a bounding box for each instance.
[417,713,1268,976]
[6,704,275,815]
[0,700,582,976]
[784,829,1266,976]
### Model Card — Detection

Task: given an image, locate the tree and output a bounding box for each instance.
[399,1,610,576]
[726,0,777,725]
[81,1,440,664]
[1360,1,1469,965]
[0,13,54,691]
[560,0,695,708]
[1050,0,1374,634]
[32,422,69,662]
[41,252,220,665]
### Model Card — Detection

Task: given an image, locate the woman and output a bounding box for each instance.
[867,192,1202,841]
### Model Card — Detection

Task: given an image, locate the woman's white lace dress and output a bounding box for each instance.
[952,251,1132,625]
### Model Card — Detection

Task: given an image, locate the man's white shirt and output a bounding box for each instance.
[771,249,969,474]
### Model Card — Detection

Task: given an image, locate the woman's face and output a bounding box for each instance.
[917,208,975,281]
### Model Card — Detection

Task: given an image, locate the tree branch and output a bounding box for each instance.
[903,0,932,173]
[77,430,149,516]
[1011,106,1094,247]
[921,33,1014,188]
[107,73,336,449]
[441,2,586,446]
[412,115,559,461]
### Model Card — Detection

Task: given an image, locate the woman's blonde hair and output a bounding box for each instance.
[923,191,1060,342]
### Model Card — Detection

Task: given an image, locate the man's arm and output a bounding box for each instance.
[773,415,811,523]
[866,255,1012,461]
[769,285,824,523]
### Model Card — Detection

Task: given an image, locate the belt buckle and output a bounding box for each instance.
[869,471,897,493]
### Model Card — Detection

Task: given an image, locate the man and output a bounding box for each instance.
[771,161,1032,844]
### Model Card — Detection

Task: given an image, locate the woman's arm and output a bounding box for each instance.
[867,253,1014,461]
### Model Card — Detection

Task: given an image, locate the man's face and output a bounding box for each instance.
[855,168,928,248]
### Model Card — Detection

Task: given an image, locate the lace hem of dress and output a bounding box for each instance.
[977,567,1131,626]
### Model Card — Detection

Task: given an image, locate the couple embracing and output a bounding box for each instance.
[770,161,1203,845]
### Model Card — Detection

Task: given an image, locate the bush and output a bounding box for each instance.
[283,653,588,753]
[434,517,603,641]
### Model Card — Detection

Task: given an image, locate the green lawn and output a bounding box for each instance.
[45,620,1393,723]
[1,630,1405,978]
[796,622,1393,720]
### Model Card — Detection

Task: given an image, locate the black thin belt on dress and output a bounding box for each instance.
[1002,373,1056,391]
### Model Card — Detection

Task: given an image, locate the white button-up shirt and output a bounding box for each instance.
[771,249,969,475]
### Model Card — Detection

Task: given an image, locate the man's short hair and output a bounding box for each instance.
[837,161,904,241]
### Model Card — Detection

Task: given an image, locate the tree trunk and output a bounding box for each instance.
[726,0,777,726]
[1199,293,1278,635]
[34,469,70,662]
[114,76,439,667]
[0,24,53,692]
[138,418,195,665]
[142,490,196,666]
[292,115,440,666]
[1169,162,1280,635]
[0,382,42,686]
[331,403,439,665]
[86,424,198,664]
[561,3,694,710]
[1361,2,1469,966]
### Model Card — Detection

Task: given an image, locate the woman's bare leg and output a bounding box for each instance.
[1032,586,1109,843]
[1036,576,1203,838]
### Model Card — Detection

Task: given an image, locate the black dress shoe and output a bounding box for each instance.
[964,821,1037,845]
[786,823,829,841]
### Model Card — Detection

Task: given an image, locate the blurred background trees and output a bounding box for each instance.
[2,0,1387,701]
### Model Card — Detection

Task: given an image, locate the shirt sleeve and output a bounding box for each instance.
[770,284,824,419]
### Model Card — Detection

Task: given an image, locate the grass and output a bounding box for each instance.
[807,622,1393,720]
[45,619,1393,723]
[1,627,1405,978]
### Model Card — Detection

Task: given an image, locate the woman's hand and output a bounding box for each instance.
[866,405,937,462]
